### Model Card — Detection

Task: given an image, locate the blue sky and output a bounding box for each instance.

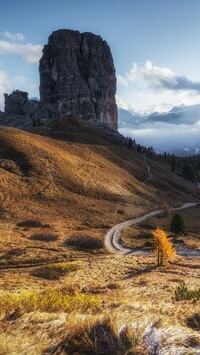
[1,0,200,115]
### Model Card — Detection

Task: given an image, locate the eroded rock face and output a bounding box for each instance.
[3,90,48,127]
[4,90,29,115]
[39,29,118,130]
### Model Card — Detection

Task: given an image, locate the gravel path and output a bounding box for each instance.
[105,202,200,257]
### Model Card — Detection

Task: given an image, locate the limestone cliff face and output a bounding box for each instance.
[4,90,29,115]
[39,29,118,130]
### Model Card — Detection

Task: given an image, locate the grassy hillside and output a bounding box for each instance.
[2,117,198,209]
[0,116,199,354]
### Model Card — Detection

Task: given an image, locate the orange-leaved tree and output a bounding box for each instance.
[152,227,176,266]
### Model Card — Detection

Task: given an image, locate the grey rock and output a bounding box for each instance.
[2,29,118,131]
[39,29,118,130]
[4,90,28,115]
[2,91,49,127]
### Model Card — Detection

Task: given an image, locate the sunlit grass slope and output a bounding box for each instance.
[0,115,198,224]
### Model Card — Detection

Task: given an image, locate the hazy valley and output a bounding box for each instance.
[118,106,200,156]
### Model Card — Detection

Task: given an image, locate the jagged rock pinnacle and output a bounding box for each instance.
[39,29,118,130]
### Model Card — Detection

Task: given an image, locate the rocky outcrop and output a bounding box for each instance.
[39,29,118,130]
[4,90,29,115]
[2,90,50,127]
[2,29,118,130]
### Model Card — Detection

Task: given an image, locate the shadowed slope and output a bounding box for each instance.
[0,116,198,226]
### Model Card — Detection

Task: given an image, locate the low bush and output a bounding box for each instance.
[175,282,200,301]
[65,235,104,250]
[17,220,45,228]
[106,283,120,290]
[30,263,78,280]
[29,233,58,242]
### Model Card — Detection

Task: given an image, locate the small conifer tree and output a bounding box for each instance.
[127,137,133,150]
[171,214,185,235]
[152,227,176,266]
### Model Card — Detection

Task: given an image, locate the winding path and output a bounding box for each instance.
[105,155,200,257]
[105,202,200,256]
[143,156,153,184]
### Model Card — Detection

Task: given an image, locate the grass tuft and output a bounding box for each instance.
[17,220,45,228]
[0,287,100,316]
[47,317,147,355]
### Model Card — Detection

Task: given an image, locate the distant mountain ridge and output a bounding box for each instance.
[119,104,200,126]
[118,105,200,156]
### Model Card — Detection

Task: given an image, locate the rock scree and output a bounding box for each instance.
[39,29,118,130]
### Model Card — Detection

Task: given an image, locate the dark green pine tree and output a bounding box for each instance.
[171,154,176,171]
[182,164,196,181]
[127,137,133,150]
[171,214,185,235]
[137,144,142,153]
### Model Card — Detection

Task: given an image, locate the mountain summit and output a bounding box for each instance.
[39,29,118,130]
[2,29,118,130]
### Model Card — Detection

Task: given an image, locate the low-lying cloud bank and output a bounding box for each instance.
[118,106,200,156]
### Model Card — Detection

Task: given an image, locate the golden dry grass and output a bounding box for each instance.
[0,116,199,354]
[0,254,199,354]
[0,116,198,225]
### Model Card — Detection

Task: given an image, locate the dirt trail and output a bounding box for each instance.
[105,156,200,257]
[143,156,153,184]
[105,202,200,256]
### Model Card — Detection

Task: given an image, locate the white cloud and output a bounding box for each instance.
[117,60,200,114]
[117,74,128,86]
[142,60,175,83]
[126,62,141,82]
[119,60,200,91]
[1,31,25,41]
[13,76,27,83]
[0,71,10,110]
[119,60,175,87]
[0,40,42,63]
[116,95,129,110]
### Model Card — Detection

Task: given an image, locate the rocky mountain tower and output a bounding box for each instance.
[39,29,118,130]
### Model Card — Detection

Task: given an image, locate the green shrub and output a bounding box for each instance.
[171,214,185,235]
[65,235,104,250]
[175,282,200,301]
